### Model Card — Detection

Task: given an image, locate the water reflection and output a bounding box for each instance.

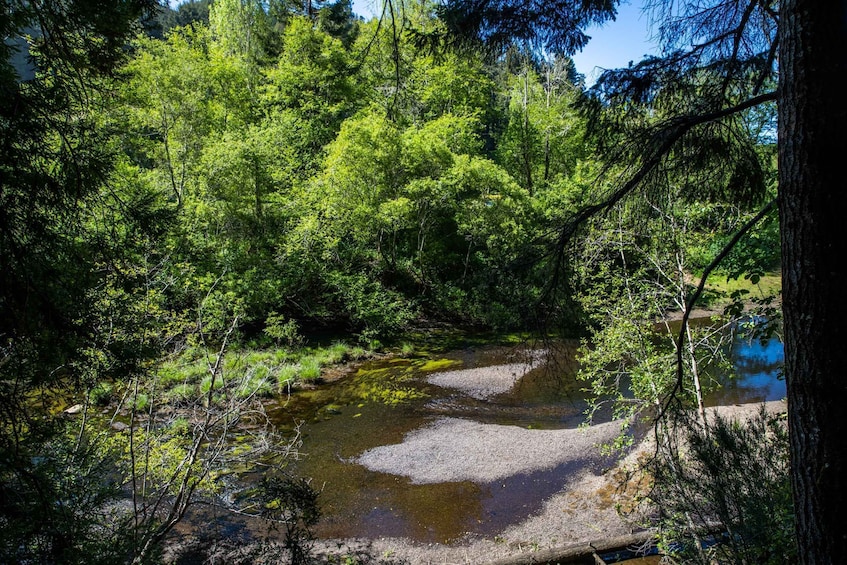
[706,329,785,406]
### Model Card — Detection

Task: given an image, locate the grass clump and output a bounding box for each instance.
[158,361,208,387]
[146,340,374,407]
[349,346,368,360]
[320,341,351,365]
[165,383,197,404]
[200,374,225,395]
[234,379,272,399]
[277,364,299,390]
[133,393,150,412]
[298,356,322,381]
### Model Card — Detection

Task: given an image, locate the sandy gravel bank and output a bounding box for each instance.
[354,417,623,484]
[335,400,787,565]
[426,351,545,400]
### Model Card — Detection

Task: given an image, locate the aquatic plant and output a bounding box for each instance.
[418,358,461,372]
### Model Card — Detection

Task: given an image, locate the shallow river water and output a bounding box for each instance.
[252,327,784,545]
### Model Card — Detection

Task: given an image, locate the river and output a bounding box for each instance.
[247,325,785,545]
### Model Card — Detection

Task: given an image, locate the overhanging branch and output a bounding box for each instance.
[552,90,777,262]
[658,197,777,424]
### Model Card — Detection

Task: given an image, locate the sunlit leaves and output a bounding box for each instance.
[486,54,589,202]
[263,16,360,127]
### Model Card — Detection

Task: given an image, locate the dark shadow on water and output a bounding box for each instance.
[309,453,620,544]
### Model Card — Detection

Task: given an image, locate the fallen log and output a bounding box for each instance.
[483,531,657,565]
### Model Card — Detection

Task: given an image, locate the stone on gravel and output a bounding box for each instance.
[63,404,84,415]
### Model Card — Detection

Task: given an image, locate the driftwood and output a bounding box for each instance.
[483,531,658,565]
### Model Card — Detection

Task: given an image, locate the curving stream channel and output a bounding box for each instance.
[245,327,785,546]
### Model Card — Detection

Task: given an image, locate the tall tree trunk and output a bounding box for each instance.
[778,1,847,561]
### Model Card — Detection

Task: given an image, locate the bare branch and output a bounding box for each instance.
[656,197,777,424]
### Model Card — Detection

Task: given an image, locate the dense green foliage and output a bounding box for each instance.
[106,4,606,342]
[37,0,777,348]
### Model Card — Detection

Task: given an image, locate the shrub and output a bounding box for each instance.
[652,407,796,564]
[89,382,114,406]
[265,312,303,347]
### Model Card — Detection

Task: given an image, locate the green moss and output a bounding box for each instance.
[354,383,426,405]
[321,403,343,415]
[418,358,461,372]
[230,442,254,457]
[355,366,390,377]
[352,364,428,405]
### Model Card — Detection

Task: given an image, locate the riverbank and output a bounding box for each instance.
[159,317,785,564]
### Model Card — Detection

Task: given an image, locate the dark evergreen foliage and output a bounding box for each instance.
[416,0,616,56]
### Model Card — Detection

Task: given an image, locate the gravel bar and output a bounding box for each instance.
[426,351,546,400]
[354,416,623,484]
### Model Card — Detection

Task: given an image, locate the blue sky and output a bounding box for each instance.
[350,0,659,85]
[570,1,658,84]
